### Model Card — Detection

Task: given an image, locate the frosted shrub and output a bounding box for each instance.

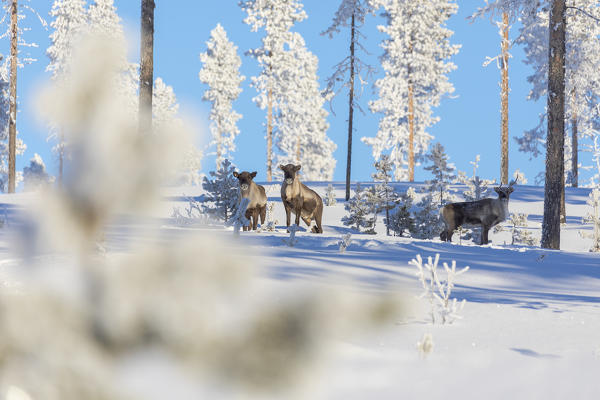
[22,154,53,191]
[338,233,352,253]
[509,213,537,246]
[2,35,405,399]
[386,187,416,237]
[580,188,600,252]
[260,201,278,232]
[229,197,251,236]
[410,254,469,324]
[171,196,205,226]
[325,184,337,206]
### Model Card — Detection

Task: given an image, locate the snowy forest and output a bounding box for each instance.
[0,1,599,399]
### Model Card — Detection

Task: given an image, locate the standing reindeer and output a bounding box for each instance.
[280,164,324,233]
[440,181,516,245]
[233,171,267,231]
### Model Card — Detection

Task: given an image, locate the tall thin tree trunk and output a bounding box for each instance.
[58,131,64,184]
[542,0,566,250]
[408,83,414,182]
[500,12,509,185]
[266,87,273,181]
[8,0,18,193]
[295,135,301,164]
[571,90,578,187]
[345,13,356,201]
[139,0,155,135]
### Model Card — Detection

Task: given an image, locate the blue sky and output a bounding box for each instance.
[12,0,557,185]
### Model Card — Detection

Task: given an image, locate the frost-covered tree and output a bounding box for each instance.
[372,154,399,235]
[423,143,456,206]
[200,159,239,223]
[363,0,459,181]
[273,33,336,181]
[46,0,87,183]
[23,153,53,191]
[0,58,24,192]
[342,183,375,232]
[325,184,337,206]
[199,24,245,170]
[240,0,307,182]
[322,0,376,200]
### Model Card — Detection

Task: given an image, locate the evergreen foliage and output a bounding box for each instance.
[23,153,52,191]
[200,159,239,222]
[325,184,337,206]
[423,142,457,206]
[342,183,375,232]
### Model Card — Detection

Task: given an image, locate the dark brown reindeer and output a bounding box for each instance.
[440,181,516,245]
[233,171,267,231]
[280,164,324,233]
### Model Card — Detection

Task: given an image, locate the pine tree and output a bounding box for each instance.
[325,184,337,206]
[387,187,416,237]
[240,0,307,182]
[423,143,456,206]
[200,159,239,223]
[363,0,459,181]
[372,154,399,235]
[46,0,87,183]
[322,0,375,200]
[342,183,374,232]
[139,0,155,134]
[199,24,245,170]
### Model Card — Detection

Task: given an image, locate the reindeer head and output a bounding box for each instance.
[280,164,301,185]
[494,179,516,200]
[233,171,257,192]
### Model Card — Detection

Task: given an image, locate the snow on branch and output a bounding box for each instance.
[409,254,469,324]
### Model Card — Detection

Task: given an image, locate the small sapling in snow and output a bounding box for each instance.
[338,233,352,253]
[325,184,337,206]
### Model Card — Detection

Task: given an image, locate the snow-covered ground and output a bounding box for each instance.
[1,182,599,399]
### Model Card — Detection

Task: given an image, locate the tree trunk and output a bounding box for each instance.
[541,0,566,250]
[408,83,415,182]
[571,90,578,187]
[266,87,273,182]
[58,131,64,184]
[500,12,509,185]
[295,135,301,164]
[139,0,155,135]
[8,0,18,193]
[345,13,356,201]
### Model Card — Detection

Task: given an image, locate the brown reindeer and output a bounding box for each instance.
[233,171,267,231]
[280,164,323,233]
[440,181,515,245]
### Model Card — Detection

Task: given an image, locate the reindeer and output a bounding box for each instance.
[440,181,516,245]
[280,164,324,233]
[232,171,267,231]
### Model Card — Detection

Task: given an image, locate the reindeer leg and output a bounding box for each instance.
[252,209,259,230]
[285,205,291,228]
[481,224,490,245]
[314,207,323,234]
[260,205,266,225]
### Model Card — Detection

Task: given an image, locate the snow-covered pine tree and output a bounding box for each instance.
[509,213,537,246]
[0,58,24,192]
[387,187,417,237]
[46,0,87,182]
[200,159,239,223]
[423,142,456,206]
[342,183,374,232]
[363,0,459,181]
[372,154,399,235]
[240,0,306,182]
[273,33,336,181]
[322,0,376,200]
[325,184,337,206]
[199,24,245,170]
[23,153,52,191]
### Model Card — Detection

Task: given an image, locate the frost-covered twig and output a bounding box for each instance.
[259,201,278,232]
[282,224,300,247]
[409,254,469,324]
[338,233,352,253]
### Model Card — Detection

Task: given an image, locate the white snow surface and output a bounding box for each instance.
[2,182,600,398]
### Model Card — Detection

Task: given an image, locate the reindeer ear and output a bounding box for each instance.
[295,165,302,172]
[233,171,239,178]
[494,187,501,194]
[507,187,514,194]
[279,164,285,171]
[250,171,257,179]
